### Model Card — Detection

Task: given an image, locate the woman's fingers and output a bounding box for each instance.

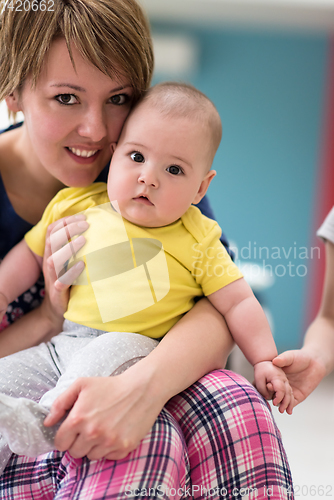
[49,214,87,235]
[47,216,88,284]
[55,261,85,288]
[50,235,86,283]
[44,379,82,428]
[49,215,88,253]
[50,375,157,460]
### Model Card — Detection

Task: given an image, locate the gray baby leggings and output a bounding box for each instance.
[0,320,158,474]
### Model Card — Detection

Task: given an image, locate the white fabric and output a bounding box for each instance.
[317,206,334,245]
[0,321,158,466]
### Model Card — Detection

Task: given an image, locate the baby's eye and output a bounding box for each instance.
[55,94,78,105]
[131,152,145,163]
[110,94,130,105]
[167,165,183,175]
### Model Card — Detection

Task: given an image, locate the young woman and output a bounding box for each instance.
[0,1,294,498]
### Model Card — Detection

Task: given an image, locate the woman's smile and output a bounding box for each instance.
[66,147,101,164]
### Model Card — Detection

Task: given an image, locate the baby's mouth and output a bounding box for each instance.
[134,195,154,206]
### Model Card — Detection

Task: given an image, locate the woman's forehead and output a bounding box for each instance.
[31,38,131,93]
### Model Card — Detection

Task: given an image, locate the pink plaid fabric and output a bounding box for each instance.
[0,371,293,499]
[166,370,293,499]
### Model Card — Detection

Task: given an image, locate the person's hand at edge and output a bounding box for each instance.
[272,349,327,407]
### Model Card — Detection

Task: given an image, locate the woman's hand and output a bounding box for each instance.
[44,369,165,461]
[40,215,88,334]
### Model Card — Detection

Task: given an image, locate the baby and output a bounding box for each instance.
[0,82,294,461]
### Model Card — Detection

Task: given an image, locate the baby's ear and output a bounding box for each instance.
[110,143,117,155]
[192,170,216,205]
[5,91,22,113]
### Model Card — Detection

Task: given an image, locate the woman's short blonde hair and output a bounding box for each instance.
[0,0,154,104]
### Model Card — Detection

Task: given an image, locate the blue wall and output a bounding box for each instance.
[152,23,328,350]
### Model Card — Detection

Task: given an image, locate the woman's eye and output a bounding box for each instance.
[131,152,145,163]
[167,165,183,175]
[110,94,130,105]
[55,94,78,105]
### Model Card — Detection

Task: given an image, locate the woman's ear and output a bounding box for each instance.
[5,91,22,113]
[192,170,216,205]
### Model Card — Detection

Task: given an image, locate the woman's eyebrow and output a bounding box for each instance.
[50,83,86,92]
[50,83,131,93]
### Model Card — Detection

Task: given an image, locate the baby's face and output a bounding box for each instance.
[107,102,215,227]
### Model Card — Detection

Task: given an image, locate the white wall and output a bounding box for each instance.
[0,101,10,130]
[0,101,23,130]
[141,0,334,31]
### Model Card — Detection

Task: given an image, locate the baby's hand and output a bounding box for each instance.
[254,361,295,415]
[0,292,8,323]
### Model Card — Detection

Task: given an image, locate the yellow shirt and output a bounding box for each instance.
[25,184,243,338]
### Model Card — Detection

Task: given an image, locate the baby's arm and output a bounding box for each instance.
[208,278,294,413]
[0,239,42,322]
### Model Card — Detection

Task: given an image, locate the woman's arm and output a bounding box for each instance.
[0,239,41,322]
[0,216,87,357]
[45,298,234,461]
[0,240,66,356]
[273,239,334,404]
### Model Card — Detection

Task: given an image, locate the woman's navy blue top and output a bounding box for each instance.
[0,123,232,329]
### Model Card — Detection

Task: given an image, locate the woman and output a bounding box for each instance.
[0,1,294,498]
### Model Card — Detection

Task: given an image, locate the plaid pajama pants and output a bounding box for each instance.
[0,370,294,499]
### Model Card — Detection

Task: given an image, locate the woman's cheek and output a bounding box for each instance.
[27,111,66,148]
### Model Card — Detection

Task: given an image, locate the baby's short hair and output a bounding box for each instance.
[139,82,222,163]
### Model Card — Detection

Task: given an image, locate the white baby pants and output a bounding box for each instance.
[0,320,158,473]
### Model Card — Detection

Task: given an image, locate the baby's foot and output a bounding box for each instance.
[0,393,59,457]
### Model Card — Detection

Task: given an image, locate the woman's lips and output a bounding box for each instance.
[66,147,101,164]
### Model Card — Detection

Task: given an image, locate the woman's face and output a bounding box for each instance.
[13,38,134,187]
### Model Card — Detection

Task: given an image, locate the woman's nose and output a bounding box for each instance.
[77,107,107,143]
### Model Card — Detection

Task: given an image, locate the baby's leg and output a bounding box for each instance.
[0,332,158,458]
[41,331,159,408]
[0,343,61,473]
